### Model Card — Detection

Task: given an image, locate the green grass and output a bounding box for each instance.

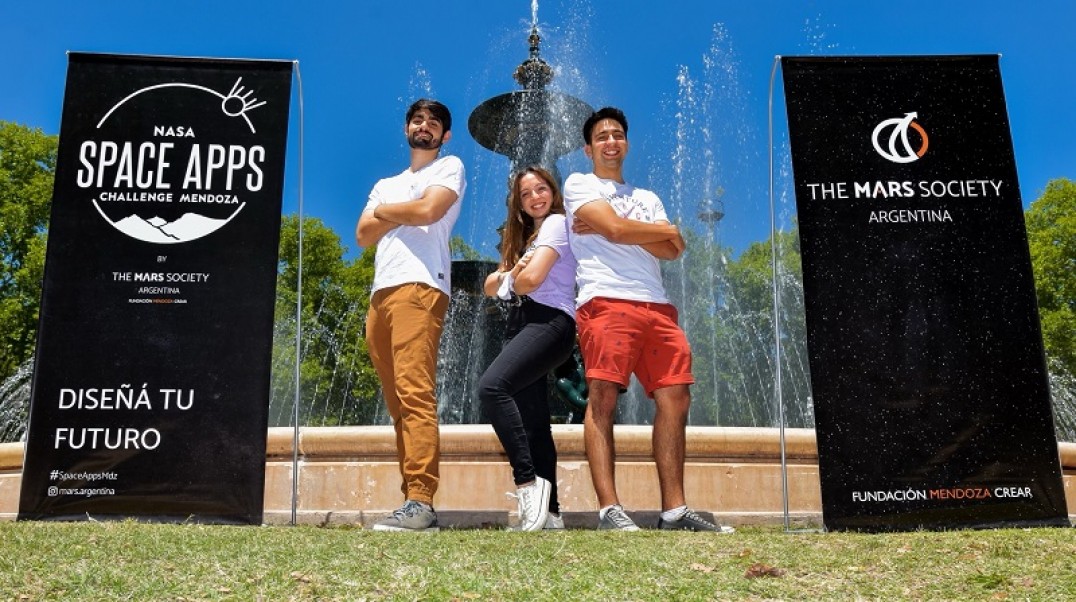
[2,522,1075,601]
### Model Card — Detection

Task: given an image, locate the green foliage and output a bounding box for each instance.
[1026,178,1076,378]
[666,224,811,427]
[726,225,812,426]
[0,122,57,379]
[270,215,380,426]
[450,234,488,261]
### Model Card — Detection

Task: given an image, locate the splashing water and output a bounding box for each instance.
[0,359,33,442]
[605,23,815,428]
[1048,358,1076,442]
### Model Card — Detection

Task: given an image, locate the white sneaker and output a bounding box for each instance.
[515,476,551,532]
[544,512,565,530]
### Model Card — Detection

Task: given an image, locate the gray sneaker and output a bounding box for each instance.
[597,505,640,531]
[657,508,735,533]
[515,477,551,532]
[372,500,439,532]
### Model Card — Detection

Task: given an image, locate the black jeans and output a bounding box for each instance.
[478,299,575,513]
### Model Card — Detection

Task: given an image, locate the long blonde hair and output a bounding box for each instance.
[499,166,565,270]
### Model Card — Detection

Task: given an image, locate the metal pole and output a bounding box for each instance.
[290,60,305,527]
[768,55,791,531]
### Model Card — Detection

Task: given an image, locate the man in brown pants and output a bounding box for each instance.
[356,99,466,531]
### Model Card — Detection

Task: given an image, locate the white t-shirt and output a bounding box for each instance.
[524,213,577,318]
[364,155,465,296]
[563,172,669,307]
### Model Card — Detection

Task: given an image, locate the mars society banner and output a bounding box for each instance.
[18,53,292,523]
[782,55,1068,531]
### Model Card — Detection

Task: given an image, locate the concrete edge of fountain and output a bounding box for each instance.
[2,426,1074,528]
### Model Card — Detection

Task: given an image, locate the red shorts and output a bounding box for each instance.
[576,297,694,397]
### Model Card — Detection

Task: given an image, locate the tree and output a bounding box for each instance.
[659,223,811,428]
[1026,177,1076,443]
[722,224,812,427]
[269,215,381,427]
[1026,178,1076,378]
[0,122,57,379]
[450,234,487,261]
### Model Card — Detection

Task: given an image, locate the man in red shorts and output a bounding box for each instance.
[564,107,734,533]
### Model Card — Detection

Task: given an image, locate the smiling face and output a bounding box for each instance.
[518,172,554,221]
[500,166,564,267]
[405,108,450,150]
[584,118,628,179]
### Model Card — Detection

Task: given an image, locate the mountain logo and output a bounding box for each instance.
[89,78,266,244]
[93,206,245,244]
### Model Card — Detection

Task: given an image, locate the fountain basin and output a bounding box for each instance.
[2,426,1074,526]
[468,89,593,161]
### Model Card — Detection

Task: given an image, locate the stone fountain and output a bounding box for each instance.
[467,25,594,179]
[435,25,594,425]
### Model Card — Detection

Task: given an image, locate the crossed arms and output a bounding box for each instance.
[482,245,561,298]
[355,184,459,248]
[571,199,685,260]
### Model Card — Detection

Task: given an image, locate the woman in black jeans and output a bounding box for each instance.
[478,166,577,532]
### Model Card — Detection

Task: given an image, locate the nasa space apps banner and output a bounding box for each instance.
[781,56,1068,531]
[18,54,292,523]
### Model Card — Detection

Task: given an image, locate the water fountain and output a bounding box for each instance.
[435,21,594,425]
[603,25,818,429]
[434,260,506,424]
[468,25,593,180]
[0,359,32,442]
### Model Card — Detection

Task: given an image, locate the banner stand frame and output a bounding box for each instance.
[769,55,823,535]
[290,60,305,527]
[775,54,1067,531]
[18,53,293,523]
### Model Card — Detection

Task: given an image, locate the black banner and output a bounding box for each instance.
[782,55,1068,531]
[18,53,292,523]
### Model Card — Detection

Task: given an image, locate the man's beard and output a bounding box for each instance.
[408,132,443,150]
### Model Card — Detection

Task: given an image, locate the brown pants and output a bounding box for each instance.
[365,283,450,505]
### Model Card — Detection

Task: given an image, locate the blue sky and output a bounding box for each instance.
[3,0,1073,260]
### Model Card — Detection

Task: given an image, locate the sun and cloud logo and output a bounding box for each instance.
[85,78,269,245]
[97,78,267,135]
[871,112,929,164]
